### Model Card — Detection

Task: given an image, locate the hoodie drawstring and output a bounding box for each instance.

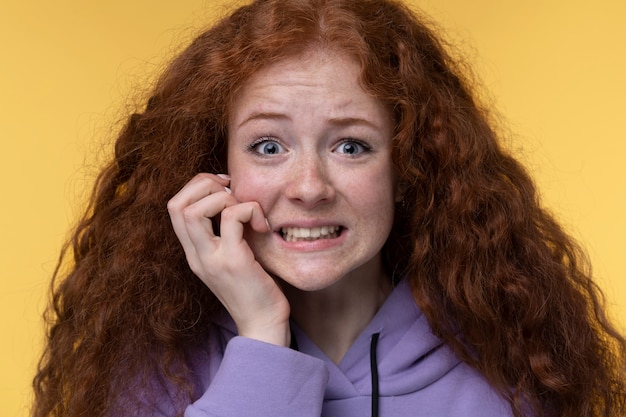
[291,329,381,417]
[290,330,299,351]
[370,332,380,417]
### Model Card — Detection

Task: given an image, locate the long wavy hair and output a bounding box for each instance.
[33,0,625,416]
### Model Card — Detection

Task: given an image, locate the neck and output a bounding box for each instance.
[283,262,392,364]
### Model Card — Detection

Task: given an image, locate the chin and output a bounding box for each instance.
[269,267,346,293]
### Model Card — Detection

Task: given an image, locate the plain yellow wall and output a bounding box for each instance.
[1,1,624,416]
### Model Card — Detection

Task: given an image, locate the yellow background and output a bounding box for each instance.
[1,1,624,416]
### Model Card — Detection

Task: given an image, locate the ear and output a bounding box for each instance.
[395,181,408,203]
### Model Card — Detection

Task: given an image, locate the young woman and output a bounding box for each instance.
[33,1,626,416]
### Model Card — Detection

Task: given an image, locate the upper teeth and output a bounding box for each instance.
[281,226,339,240]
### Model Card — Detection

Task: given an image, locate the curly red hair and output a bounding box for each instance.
[33,1,625,416]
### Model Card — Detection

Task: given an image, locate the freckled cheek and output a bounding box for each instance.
[354,165,396,199]
[364,174,397,221]
[229,171,276,209]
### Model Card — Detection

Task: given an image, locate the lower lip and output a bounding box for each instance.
[275,229,347,251]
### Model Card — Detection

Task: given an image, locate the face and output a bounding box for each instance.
[227,49,397,292]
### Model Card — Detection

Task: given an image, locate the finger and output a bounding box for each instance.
[168,173,235,250]
[218,201,269,249]
[167,173,231,213]
[182,191,240,253]
[172,190,239,276]
[168,183,236,278]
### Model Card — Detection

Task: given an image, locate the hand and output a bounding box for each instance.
[167,173,290,347]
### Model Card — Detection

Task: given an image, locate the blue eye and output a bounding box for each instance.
[335,140,370,155]
[249,138,284,155]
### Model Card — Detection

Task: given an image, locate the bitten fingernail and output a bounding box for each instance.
[265,218,271,230]
[217,173,231,180]
[224,187,232,194]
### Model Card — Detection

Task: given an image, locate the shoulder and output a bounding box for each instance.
[439,361,514,416]
[109,314,237,416]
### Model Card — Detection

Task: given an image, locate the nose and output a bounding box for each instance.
[284,154,335,207]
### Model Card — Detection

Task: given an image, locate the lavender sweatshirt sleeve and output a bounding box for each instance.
[185,336,329,417]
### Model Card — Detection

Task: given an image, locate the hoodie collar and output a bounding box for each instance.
[290,279,461,399]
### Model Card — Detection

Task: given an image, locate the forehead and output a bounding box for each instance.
[228,49,386,123]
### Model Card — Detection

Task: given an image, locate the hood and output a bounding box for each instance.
[289,279,461,401]
[202,279,511,417]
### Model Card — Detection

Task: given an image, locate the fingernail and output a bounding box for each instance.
[224,187,232,194]
[217,173,231,180]
[265,218,271,231]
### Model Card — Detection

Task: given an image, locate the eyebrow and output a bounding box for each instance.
[237,112,382,131]
[237,112,290,128]
[327,117,382,131]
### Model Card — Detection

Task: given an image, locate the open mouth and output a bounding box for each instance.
[280,226,343,242]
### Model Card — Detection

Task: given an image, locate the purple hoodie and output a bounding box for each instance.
[177,279,514,417]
